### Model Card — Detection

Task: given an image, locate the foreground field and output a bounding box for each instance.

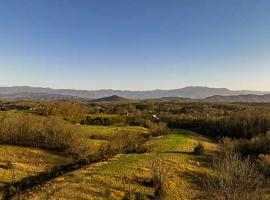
[0,145,74,198]
[14,129,218,200]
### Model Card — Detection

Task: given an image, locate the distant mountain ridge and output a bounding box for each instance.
[203,94,270,103]
[90,95,130,102]
[0,86,269,100]
[0,92,77,101]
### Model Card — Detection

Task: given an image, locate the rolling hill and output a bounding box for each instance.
[90,95,130,102]
[203,94,270,103]
[0,92,78,101]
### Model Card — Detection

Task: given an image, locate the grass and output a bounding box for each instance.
[0,145,73,183]
[17,129,218,200]
[0,145,74,199]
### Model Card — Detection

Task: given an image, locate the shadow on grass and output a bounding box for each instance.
[161,150,194,155]
[2,157,155,200]
[89,169,156,198]
[0,164,11,170]
[178,169,213,199]
[1,156,107,200]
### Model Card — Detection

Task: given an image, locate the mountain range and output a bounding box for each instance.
[203,94,270,103]
[0,86,270,102]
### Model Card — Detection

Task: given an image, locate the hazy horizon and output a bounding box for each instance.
[0,85,270,92]
[1,0,270,91]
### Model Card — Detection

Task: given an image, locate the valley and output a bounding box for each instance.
[0,99,269,199]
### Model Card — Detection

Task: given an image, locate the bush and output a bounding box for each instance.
[152,158,166,199]
[0,112,93,160]
[219,137,236,154]
[193,143,205,155]
[109,131,147,154]
[82,115,126,126]
[204,153,264,200]
[6,161,14,170]
[145,121,170,137]
[229,131,270,157]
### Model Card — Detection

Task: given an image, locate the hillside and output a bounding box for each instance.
[0,86,269,100]
[8,129,218,200]
[144,97,193,102]
[204,94,270,102]
[91,95,130,102]
[0,92,78,101]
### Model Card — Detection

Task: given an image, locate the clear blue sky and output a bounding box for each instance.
[0,0,270,91]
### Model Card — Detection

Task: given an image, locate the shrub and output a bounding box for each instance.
[134,193,148,200]
[145,121,170,137]
[230,131,270,157]
[193,143,205,155]
[109,131,147,154]
[0,112,93,161]
[152,158,166,199]
[6,161,14,170]
[204,153,264,200]
[219,137,237,155]
[81,115,126,126]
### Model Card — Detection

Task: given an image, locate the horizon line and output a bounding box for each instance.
[0,85,269,92]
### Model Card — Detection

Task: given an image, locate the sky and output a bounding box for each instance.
[0,0,270,91]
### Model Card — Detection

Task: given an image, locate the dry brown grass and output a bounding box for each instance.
[0,145,73,199]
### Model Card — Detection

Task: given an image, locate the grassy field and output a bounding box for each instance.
[15,129,218,200]
[0,145,74,199]
[0,145,74,183]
